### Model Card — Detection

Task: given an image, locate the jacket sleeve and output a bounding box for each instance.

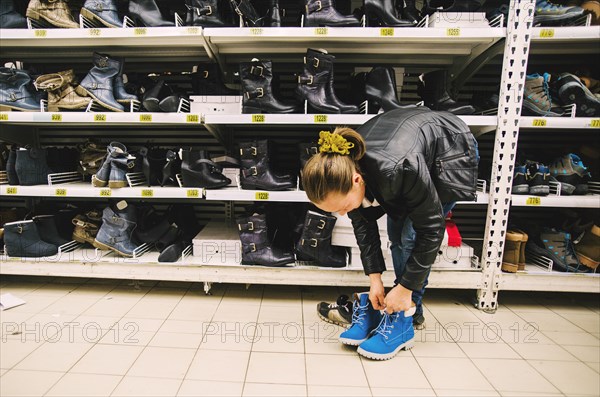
[348,207,387,275]
[392,156,445,292]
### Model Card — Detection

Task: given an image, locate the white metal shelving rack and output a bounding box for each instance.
[1,0,599,303]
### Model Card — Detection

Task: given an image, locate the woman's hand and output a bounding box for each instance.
[368,273,386,310]
[384,284,413,314]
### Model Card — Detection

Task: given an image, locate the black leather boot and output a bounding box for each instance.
[268,0,281,27]
[15,147,52,186]
[230,0,265,26]
[185,0,227,27]
[81,0,121,28]
[181,148,231,189]
[6,146,19,185]
[77,52,124,112]
[303,0,361,27]
[0,0,27,28]
[296,210,347,267]
[4,220,58,258]
[365,0,415,26]
[366,67,414,112]
[236,213,295,266]
[240,59,301,114]
[417,70,476,115]
[139,146,167,186]
[309,49,358,113]
[191,62,238,95]
[128,0,175,26]
[400,0,420,23]
[298,142,318,191]
[0,68,41,112]
[161,149,182,186]
[134,206,172,244]
[239,140,295,191]
[33,214,70,247]
[113,57,140,108]
[142,80,170,112]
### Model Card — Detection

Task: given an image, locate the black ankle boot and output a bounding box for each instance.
[161,149,182,186]
[128,0,175,27]
[296,210,347,267]
[186,0,228,27]
[139,146,167,186]
[365,0,415,26]
[366,67,415,112]
[15,147,52,186]
[142,79,186,113]
[400,0,420,23]
[240,59,300,114]
[303,0,361,26]
[181,148,231,189]
[236,212,295,266]
[191,62,238,96]
[417,70,476,115]
[33,214,70,247]
[4,220,58,258]
[239,139,295,191]
[6,146,19,185]
[298,142,318,191]
[230,0,265,27]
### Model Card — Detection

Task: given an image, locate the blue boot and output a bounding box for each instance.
[357,310,415,360]
[81,0,122,28]
[339,292,382,346]
[94,203,138,257]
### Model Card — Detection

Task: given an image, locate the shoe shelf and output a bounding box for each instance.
[500,269,600,293]
[520,116,600,129]
[0,111,202,126]
[530,26,600,54]
[510,194,600,208]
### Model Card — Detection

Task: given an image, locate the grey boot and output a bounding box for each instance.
[108,144,136,188]
[4,220,58,258]
[0,68,41,112]
[0,0,27,28]
[77,52,124,112]
[81,0,122,28]
[113,57,139,107]
[94,203,138,257]
[15,147,52,186]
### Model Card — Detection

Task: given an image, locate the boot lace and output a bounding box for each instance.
[351,301,369,326]
[564,235,584,272]
[375,312,400,340]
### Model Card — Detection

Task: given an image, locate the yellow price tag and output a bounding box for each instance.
[532,119,547,127]
[55,188,67,197]
[539,29,554,38]
[51,114,62,122]
[380,28,394,36]
[94,114,107,122]
[186,114,199,123]
[447,28,460,36]
[99,189,111,197]
[34,29,47,38]
[252,114,265,123]
[134,27,147,36]
[0,113,8,121]
[314,114,328,123]
[525,197,541,206]
[590,119,600,128]
[187,189,200,198]
[315,27,328,35]
[139,114,152,122]
[250,28,263,35]
[6,187,17,195]
[89,28,101,36]
[255,192,269,200]
[141,189,154,197]
[187,27,200,34]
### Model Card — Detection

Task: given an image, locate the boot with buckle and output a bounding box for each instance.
[240,59,301,114]
[4,220,58,258]
[92,141,131,188]
[26,0,79,28]
[128,0,175,27]
[236,212,295,266]
[296,210,347,267]
[239,139,295,190]
[181,148,230,188]
[109,150,136,188]
[186,0,228,27]
[94,202,138,257]
[77,52,124,112]
[308,49,359,113]
[1,0,27,28]
[72,211,102,247]
[15,147,52,186]
[81,0,121,28]
[0,67,41,112]
[34,69,92,112]
[339,292,383,345]
[303,0,361,26]
[191,62,238,96]
[357,309,415,360]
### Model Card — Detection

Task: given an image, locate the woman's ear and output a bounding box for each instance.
[353,172,363,186]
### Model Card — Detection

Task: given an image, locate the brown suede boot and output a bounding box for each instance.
[513,228,528,270]
[576,224,600,270]
[501,230,524,273]
[71,210,102,247]
[26,0,79,28]
[35,69,92,112]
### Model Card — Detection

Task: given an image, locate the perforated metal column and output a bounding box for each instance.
[476,0,535,312]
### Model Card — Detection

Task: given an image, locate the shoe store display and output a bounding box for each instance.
[303,0,361,27]
[236,212,296,266]
[317,294,353,327]
[239,139,296,190]
[0,0,27,28]
[295,210,348,267]
[549,153,592,195]
[339,292,383,345]
[26,0,79,28]
[81,0,121,28]
[533,0,585,25]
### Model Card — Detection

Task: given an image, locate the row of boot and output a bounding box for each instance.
[1,145,81,186]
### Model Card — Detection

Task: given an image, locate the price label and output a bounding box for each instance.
[255,192,269,200]
[447,28,460,36]
[34,29,47,38]
[250,28,263,35]
[55,188,67,197]
[94,114,107,122]
[314,114,328,123]
[134,27,147,36]
[252,114,265,123]
[186,114,199,123]
[141,189,154,197]
[0,113,8,121]
[187,189,200,198]
[139,114,152,122]
[6,187,17,195]
[51,114,62,122]
[314,27,328,35]
[187,27,200,34]
[89,28,101,37]
[532,119,547,127]
[380,28,394,36]
[525,197,541,206]
[590,119,600,128]
[539,28,554,38]
[99,189,111,197]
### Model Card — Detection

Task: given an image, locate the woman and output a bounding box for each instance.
[302,107,479,360]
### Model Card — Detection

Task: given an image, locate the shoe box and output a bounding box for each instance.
[192,220,242,265]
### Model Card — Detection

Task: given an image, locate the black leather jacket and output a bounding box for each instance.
[348,107,478,292]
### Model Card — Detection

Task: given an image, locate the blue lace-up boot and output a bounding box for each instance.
[357,309,415,360]
[339,292,382,346]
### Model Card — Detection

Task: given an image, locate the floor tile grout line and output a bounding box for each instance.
[241,284,267,396]
[301,286,309,397]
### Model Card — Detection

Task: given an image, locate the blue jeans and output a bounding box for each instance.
[388,202,456,316]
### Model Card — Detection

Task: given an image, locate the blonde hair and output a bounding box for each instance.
[302,127,366,203]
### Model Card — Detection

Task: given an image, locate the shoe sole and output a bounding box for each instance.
[80,7,121,28]
[357,337,415,360]
[555,181,576,195]
[92,175,108,187]
[25,9,79,28]
[0,104,40,112]
[502,262,519,272]
[529,185,550,196]
[93,239,134,258]
[577,253,599,270]
[512,184,529,195]
[317,310,350,329]
[522,100,563,117]
[108,180,128,188]
[559,81,600,117]
[339,336,368,346]
[75,85,124,113]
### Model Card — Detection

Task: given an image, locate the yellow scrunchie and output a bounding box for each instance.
[318,131,354,155]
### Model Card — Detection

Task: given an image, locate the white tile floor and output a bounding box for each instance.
[0,276,599,397]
